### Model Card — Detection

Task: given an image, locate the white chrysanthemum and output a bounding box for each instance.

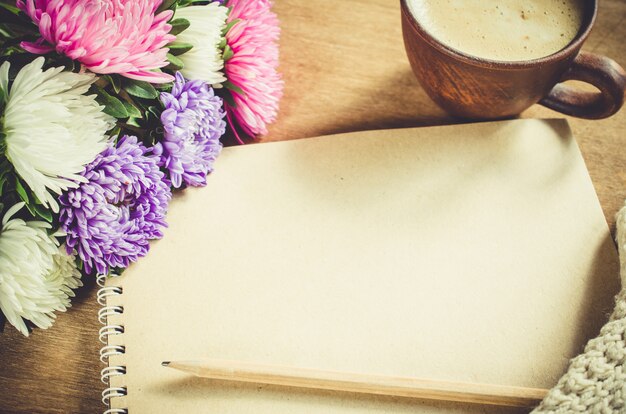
[175,4,229,85]
[0,57,114,213]
[0,203,82,336]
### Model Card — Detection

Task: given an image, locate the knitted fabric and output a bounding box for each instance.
[532,202,626,413]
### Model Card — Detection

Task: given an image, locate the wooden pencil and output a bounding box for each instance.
[162,358,547,407]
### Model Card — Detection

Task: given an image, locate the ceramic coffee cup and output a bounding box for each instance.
[400,0,626,119]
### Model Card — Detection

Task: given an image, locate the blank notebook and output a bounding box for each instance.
[101,119,620,414]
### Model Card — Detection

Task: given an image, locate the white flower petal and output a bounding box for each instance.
[3,58,115,213]
[0,205,82,336]
[175,4,229,85]
[0,61,9,94]
[2,201,25,225]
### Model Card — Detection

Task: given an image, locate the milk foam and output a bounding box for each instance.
[407,0,585,61]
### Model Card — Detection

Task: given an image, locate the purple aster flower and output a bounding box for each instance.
[59,136,171,275]
[158,72,226,188]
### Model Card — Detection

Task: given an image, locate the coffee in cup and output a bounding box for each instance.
[406,0,585,62]
[400,0,626,119]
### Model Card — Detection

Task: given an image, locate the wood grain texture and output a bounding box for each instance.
[0,1,624,413]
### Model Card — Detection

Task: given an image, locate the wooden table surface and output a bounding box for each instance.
[1,1,625,413]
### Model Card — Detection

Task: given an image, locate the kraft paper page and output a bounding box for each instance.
[106,119,620,413]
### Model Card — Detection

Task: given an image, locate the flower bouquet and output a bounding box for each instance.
[0,0,283,336]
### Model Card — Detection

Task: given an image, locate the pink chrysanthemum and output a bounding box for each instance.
[224,0,283,139]
[17,0,175,83]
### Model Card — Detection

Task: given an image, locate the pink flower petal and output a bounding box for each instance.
[224,0,283,139]
[20,40,54,54]
[124,70,175,84]
[18,0,176,84]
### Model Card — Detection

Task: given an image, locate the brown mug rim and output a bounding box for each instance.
[400,0,597,70]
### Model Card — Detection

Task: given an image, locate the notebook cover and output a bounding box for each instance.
[104,119,620,413]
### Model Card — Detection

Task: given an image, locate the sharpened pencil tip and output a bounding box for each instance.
[161,361,170,367]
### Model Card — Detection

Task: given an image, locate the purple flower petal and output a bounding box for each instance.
[159,72,226,189]
[59,136,171,274]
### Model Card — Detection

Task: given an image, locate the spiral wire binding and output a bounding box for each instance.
[97,273,128,414]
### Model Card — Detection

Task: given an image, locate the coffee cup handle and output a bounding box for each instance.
[539,51,626,119]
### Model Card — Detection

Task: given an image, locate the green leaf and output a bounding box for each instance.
[221,90,237,108]
[24,203,38,218]
[168,41,193,56]
[125,118,142,128]
[98,89,129,119]
[222,80,245,97]
[31,193,43,205]
[156,0,177,14]
[0,2,20,14]
[0,175,7,195]
[125,80,159,99]
[146,106,162,122]
[110,125,122,139]
[166,53,184,70]
[14,178,29,204]
[169,18,190,36]
[111,266,127,276]
[222,19,240,36]
[32,204,52,223]
[123,101,142,118]
[222,44,234,61]
[0,5,20,23]
[154,82,173,93]
[105,75,122,94]
[178,0,200,7]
